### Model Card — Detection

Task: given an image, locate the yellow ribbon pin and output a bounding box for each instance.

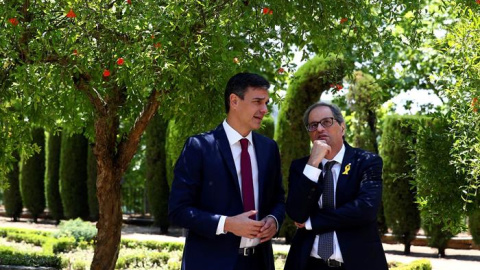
[342,163,351,175]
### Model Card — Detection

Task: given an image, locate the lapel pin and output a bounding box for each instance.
[342,163,351,175]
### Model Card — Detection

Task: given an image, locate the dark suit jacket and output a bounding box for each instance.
[169,124,285,270]
[284,142,388,270]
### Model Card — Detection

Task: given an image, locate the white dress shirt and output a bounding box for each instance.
[216,120,260,248]
[303,144,346,262]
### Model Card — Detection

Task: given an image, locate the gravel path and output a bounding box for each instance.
[1,216,479,269]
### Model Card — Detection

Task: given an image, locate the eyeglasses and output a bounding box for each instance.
[306,117,336,132]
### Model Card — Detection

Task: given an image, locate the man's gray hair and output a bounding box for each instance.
[302,101,345,127]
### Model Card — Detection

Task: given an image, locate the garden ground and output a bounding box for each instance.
[0,215,479,270]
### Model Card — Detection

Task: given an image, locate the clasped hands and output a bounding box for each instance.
[224,210,277,243]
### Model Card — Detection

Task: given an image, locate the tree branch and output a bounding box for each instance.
[73,73,107,114]
[116,89,163,173]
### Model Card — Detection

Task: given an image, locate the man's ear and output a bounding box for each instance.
[229,93,238,109]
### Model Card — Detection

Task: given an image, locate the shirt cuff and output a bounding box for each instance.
[216,215,227,235]
[267,215,279,232]
[305,218,312,230]
[303,164,322,183]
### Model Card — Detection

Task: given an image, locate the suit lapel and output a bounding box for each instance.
[336,142,355,204]
[214,124,241,195]
[252,133,266,209]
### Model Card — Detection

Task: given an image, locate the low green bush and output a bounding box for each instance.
[0,245,63,268]
[121,238,184,252]
[392,259,432,270]
[54,218,97,243]
[6,231,49,246]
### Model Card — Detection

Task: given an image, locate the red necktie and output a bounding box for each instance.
[240,138,255,218]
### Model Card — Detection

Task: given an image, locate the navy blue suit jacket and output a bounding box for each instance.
[284,142,388,270]
[169,124,285,270]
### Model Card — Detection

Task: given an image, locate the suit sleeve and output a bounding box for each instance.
[310,155,383,234]
[286,159,322,223]
[269,142,286,232]
[168,137,221,239]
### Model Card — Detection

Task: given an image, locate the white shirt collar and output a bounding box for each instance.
[222,120,253,146]
[322,143,346,166]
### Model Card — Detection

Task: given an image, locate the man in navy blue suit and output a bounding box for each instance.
[284,102,388,270]
[169,73,285,270]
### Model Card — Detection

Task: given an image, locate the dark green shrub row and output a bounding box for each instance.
[115,251,171,269]
[0,245,63,269]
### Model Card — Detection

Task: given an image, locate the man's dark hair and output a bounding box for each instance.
[302,101,345,127]
[224,72,270,113]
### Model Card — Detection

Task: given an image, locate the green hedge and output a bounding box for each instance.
[59,132,89,220]
[414,117,464,257]
[145,113,170,233]
[0,246,63,269]
[275,54,346,242]
[20,128,46,222]
[3,151,22,221]
[256,115,275,139]
[86,145,99,221]
[45,132,63,223]
[391,259,432,270]
[380,115,422,254]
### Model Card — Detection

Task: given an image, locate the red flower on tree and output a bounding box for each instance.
[278,67,285,74]
[154,42,162,49]
[66,9,77,18]
[117,58,125,65]
[103,69,111,77]
[340,18,348,24]
[336,84,343,90]
[262,7,273,15]
[8,18,19,26]
[127,0,132,4]
[72,49,78,55]
[476,0,480,4]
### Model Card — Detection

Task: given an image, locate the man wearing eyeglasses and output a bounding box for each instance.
[169,72,285,270]
[284,102,388,270]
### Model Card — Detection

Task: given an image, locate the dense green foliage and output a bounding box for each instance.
[145,113,170,233]
[59,133,89,220]
[87,145,99,221]
[20,128,46,222]
[442,5,480,209]
[2,151,22,221]
[275,54,346,241]
[414,118,464,256]
[345,71,386,153]
[380,115,422,254]
[256,115,275,139]
[54,218,97,243]
[45,132,63,223]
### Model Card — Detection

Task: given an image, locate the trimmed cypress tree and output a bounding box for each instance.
[3,151,23,221]
[165,120,182,189]
[380,115,421,254]
[256,115,275,139]
[20,128,46,223]
[87,145,99,221]
[415,118,465,257]
[145,113,169,233]
[59,132,89,220]
[45,132,63,223]
[275,54,345,242]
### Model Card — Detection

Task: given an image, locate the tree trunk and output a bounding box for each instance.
[90,111,122,270]
[91,165,123,270]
